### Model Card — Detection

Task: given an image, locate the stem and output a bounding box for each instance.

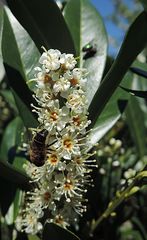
[90,169,147,234]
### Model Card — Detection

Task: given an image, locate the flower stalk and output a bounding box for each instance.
[15,48,97,234]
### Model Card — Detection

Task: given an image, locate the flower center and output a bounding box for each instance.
[73,116,81,126]
[64,179,73,191]
[50,111,58,121]
[70,78,78,86]
[44,74,52,84]
[74,157,83,164]
[48,153,59,165]
[63,138,73,150]
[43,191,51,201]
[68,94,81,107]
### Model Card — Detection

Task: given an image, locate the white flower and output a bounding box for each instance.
[49,213,70,229]
[39,49,61,71]
[15,211,43,235]
[51,130,81,160]
[54,173,86,202]
[66,89,88,113]
[17,48,95,234]
[53,76,71,93]
[69,112,91,132]
[60,53,77,70]
[45,151,66,173]
[70,68,88,89]
[37,99,69,132]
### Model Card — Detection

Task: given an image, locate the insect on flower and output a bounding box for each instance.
[29,129,49,167]
[82,40,97,59]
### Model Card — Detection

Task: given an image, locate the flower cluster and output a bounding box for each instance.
[15,48,97,234]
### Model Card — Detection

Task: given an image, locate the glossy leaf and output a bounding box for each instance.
[28,235,40,240]
[121,86,147,98]
[0,7,5,82]
[126,97,147,157]
[2,6,39,128]
[0,161,30,190]
[43,223,80,240]
[131,60,147,126]
[125,67,147,158]
[0,117,23,161]
[5,189,22,224]
[130,66,147,78]
[2,6,40,80]
[89,11,147,124]
[4,64,38,128]
[7,0,75,54]
[0,177,17,216]
[0,117,30,189]
[64,0,107,105]
[88,72,132,145]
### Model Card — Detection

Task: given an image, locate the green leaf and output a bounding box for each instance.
[2,6,39,128]
[0,177,17,216]
[125,97,147,158]
[89,11,147,124]
[0,89,18,114]
[0,117,23,161]
[88,72,132,145]
[4,63,38,128]
[28,235,40,240]
[125,61,147,158]
[0,7,5,83]
[7,0,75,54]
[43,223,80,240]
[5,189,22,224]
[131,61,147,126]
[0,161,30,190]
[64,0,107,105]
[2,6,40,80]
[0,117,26,173]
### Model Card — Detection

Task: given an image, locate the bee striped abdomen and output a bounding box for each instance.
[29,129,48,167]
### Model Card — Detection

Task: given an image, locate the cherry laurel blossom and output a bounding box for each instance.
[15,48,97,234]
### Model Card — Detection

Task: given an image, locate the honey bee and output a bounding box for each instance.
[29,129,48,167]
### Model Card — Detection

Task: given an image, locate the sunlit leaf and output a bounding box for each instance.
[88,72,132,145]
[89,11,147,124]
[64,0,107,105]
[7,0,75,54]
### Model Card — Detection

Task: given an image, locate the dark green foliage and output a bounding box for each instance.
[0,0,147,239]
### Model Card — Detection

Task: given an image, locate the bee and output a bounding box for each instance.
[29,129,49,167]
[82,40,97,60]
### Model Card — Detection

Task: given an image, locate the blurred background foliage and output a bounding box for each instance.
[0,0,147,239]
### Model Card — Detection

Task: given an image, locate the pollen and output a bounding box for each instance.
[43,191,51,201]
[70,78,78,86]
[73,116,81,126]
[63,138,73,150]
[50,111,58,121]
[64,179,74,191]
[74,156,83,164]
[44,74,52,84]
[48,153,59,165]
